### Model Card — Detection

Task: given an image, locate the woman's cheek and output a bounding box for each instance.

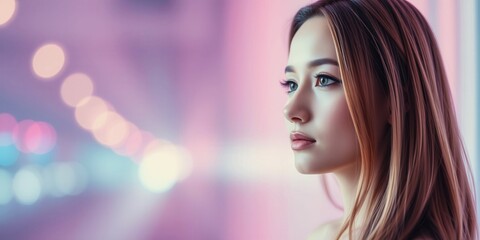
[319,93,358,163]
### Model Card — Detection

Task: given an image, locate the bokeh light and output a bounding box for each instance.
[112,123,143,158]
[84,149,136,189]
[0,144,19,167]
[12,119,35,153]
[12,120,57,154]
[131,131,156,161]
[26,150,55,166]
[32,43,66,79]
[138,143,189,193]
[0,112,17,146]
[0,113,19,166]
[13,167,43,205]
[54,163,76,196]
[142,138,171,157]
[0,169,13,205]
[24,121,57,154]
[92,111,129,147]
[46,162,88,197]
[0,0,16,26]
[74,96,111,130]
[172,146,193,181]
[61,73,95,107]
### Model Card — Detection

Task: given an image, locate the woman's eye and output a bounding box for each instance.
[314,74,339,87]
[280,80,298,93]
[288,81,298,92]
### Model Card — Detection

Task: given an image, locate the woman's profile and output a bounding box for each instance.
[282,0,477,239]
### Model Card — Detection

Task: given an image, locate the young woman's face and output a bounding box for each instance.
[284,16,359,174]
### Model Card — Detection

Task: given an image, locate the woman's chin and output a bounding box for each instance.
[294,159,322,174]
[294,157,341,174]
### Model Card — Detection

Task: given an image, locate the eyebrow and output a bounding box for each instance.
[285,58,339,73]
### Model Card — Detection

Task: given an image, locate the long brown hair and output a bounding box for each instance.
[289,0,477,239]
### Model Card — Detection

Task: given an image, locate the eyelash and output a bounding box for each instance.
[314,73,340,87]
[280,74,340,94]
[279,80,297,94]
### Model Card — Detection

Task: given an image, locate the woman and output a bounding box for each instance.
[282,0,477,239]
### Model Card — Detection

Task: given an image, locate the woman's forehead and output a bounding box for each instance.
[287,16,338,71]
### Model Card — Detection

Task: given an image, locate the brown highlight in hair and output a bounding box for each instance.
[289,0,477,239]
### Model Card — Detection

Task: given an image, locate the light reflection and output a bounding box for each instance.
[142,138,171,157]
[61,73,95,107]
[32,43,66,79]
[138,143,187,193]
[49,162,88,196]
[0,169,13,205]
[173,146,193,181]
[84,150,136,188]
[24,121,57,154]
[13,167,43,205]
[0,144,19,166]
[92,111,129,147]
[12,120,57,154]
[12,119,35,153]
[0,0,16,26]
[112,123,143,158]
[133,131,156,161]
[75,96,111,130]
[0,112,16,146]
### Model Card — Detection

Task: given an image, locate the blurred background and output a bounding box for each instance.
[0,0,478,239]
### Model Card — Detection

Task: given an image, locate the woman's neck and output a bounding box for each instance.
[333,162,367,233]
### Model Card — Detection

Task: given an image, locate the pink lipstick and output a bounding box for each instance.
[290,132,316,150]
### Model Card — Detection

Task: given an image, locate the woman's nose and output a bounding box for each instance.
[283,95,311,124]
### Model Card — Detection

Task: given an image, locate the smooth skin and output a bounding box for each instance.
[283,16,431,240]
[284,16,367,239]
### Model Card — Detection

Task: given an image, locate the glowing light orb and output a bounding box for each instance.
[12,119,35,153]
[130,131,156,161]
[48,162,88,197]
[143,138,171,157]
[61,73,94,107]
[0,0,16,26]
[32,43,66,79]
[138,144,187,193]
[13,167,42,205]
[92,111,129,147]
[74,96,110,130]
[0,113,16,146]
[112,123,143,158]
[0,144,19,166]
[12,120,56,154]
[24,122,57,154]
[0,169,13,205]
[173,146,193,181]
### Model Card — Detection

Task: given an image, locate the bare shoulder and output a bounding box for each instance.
[307,219,343,240]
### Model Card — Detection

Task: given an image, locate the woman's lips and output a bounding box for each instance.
[290,132,316,150]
